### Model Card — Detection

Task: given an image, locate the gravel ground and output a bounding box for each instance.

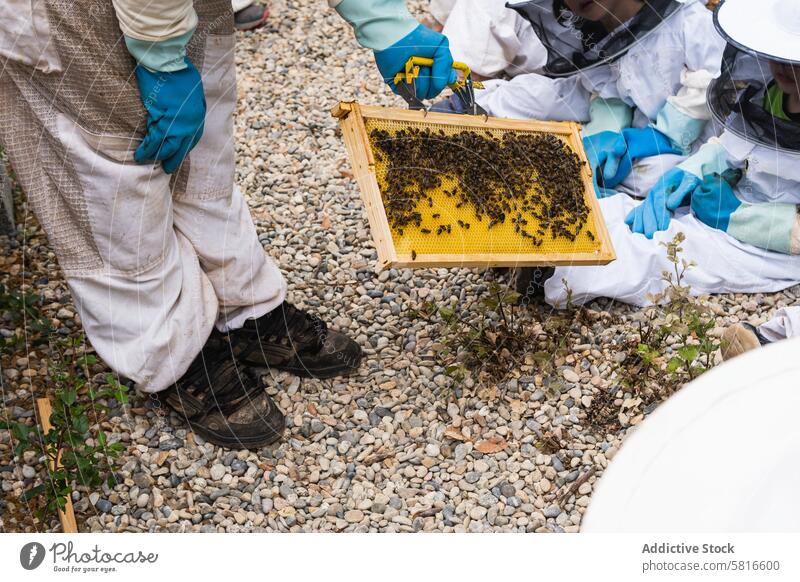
[1,0,798,533]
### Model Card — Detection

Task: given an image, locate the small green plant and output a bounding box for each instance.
[611,232,721,422]
[0,283,53,354]
[1,336,128,521]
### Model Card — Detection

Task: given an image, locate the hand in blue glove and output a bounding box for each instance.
[374,24,457,101]
[690,174,741,231]
[583,131,629,198]
[624,167,701,238]
[134,58,206,174]
[621,127,682,163]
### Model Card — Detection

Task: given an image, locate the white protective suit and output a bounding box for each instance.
[0,0,286,393]
[476,0,726,196]
[438,0,547,78]
[545,130,800,307]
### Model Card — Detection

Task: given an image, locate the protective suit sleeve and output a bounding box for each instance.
[677,139,731,178]
[331,0,418,51]
[442,0,535,78]
[112,0,197,72]
[651,2,725,152]
[583,97,634,136]
[726,205,800,255]
[653,68,716,153]
[112,0,197,42]
[476,74,590,121]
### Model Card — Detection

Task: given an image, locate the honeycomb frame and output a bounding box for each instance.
[332,101,615,271]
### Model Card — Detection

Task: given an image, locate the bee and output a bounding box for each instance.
[411,250,417,260]
[587,230,595,241]
[420,228,431,234]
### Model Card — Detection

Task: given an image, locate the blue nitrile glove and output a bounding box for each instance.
[690,173,741,230]
[585,127,681,198]
[624,167,701,238]
[690,173,797,253]
[374,24,458,100]
[134,58,206,174]
[333,0,457,101]
[621,127,682,163]
[624,141,732,238]
[583,131,629,198]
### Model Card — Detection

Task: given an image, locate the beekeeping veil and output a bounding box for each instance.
[708,0,800,152]
[505,0,687,77]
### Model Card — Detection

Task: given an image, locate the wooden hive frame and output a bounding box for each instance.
[332,101,615,271]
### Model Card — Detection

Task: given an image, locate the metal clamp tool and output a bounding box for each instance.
[392,57,488,116]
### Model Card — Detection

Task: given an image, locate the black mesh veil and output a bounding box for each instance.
[707,43,800,152]
[506,0,686,77]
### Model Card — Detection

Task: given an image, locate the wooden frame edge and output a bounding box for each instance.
[36,397,79,533]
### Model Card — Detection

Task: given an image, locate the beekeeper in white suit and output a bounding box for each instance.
[0,0,457,449]
[429,0,547,79]
[546,0,800,313]
[458,1,726,298]
[475,0,725,195]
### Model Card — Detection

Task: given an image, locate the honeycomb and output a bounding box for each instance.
[365,117,602,259]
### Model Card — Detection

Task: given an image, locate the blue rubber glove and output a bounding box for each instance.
[374,24,457,101]
[690,174,741,231]
[621,127,682,163]
[134,58,206,174]
[624,167,701,238]
[583,131,629,198]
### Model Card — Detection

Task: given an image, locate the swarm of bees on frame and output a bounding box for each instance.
[369,126,593,257]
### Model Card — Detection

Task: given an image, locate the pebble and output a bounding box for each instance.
[344,510,364,523]
[210,464,226,481]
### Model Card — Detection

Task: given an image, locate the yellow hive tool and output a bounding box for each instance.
[392,57,487,116]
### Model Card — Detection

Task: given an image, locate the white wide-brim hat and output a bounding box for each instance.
[715,0,800,64]
[581,337,800,532]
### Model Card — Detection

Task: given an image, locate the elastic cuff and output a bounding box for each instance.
[727,203,798,254]
[653,101,705,155]
[583,97,633,136]
[678,141,729,178]
[124,29,195,72]
[334,0,417,50]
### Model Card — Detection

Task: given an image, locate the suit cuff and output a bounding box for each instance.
[727,203,798,255]
[678,140,729,178]
[583,97,633,136]
[654,101,706,154]
[124,29,194,72]
[112,0,197,42]
[333,0,417,50]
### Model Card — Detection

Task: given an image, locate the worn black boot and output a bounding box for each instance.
[161,347,285,449]
[510,266,555,303]
[219,301,363,379]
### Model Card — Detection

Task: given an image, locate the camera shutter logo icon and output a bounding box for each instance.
[20,542,46,570]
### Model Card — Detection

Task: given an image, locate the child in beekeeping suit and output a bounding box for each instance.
[0,0,457,449]
[428,0,547,79]
[547,0,800,325]
[457,0,726,297]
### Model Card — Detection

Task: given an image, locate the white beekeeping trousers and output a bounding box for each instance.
[545,194,800,307]
[0,2,286,393]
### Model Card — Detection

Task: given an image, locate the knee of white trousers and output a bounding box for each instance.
[172,185,286,332]
[67,232,219,393]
